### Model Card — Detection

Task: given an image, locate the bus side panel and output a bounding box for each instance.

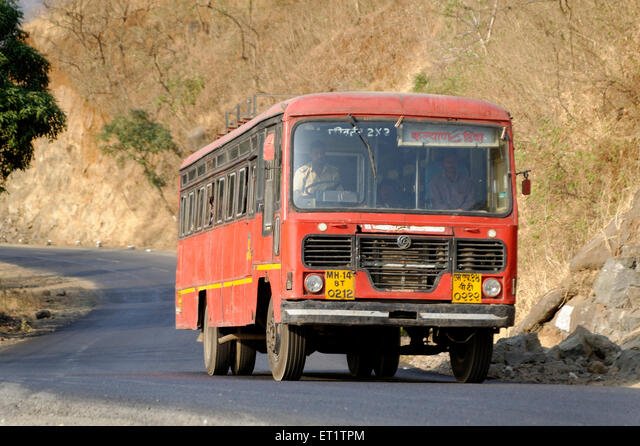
[176,291,198,329]
[176,242,199,329]
[503,224,518,305]
[219,223,233,325]
[206,288,224,326]
[251,213,283,320]
[228,222,254,326]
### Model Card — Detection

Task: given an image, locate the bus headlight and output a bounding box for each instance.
[482,278,501,298]
[304,274,324,294]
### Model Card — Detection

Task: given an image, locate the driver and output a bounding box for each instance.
[293,142,341,198]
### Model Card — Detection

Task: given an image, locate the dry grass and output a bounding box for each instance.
[23,0,640,320]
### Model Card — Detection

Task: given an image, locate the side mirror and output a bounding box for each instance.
[516,169,532,196]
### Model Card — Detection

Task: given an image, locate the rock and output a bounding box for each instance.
[569,256,640,344]
[613,349,640,378]
[551,328,590,360]
[569,231,616,272]
[538,323,565,348]
[587,360,608,375]
[492,333,546,366]
[554,304,574,332]
[35,309,52,319]
[550,326,621,367]
[593,258,640,308]
[41,290,51,297]
[621,244,640,259]
[515,288,567,333]
[582,330,621,365]
[56,290,66,296]
[620,331,640,350]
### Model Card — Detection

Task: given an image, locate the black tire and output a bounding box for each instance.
[232,340,257,376]
[346,352,374,378]
[203,310,232,376]
[449,328,493,383]
[266,299,306,381]
[372,327,400,378]
[373,353,400,378]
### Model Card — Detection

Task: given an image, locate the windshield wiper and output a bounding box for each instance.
[348,114,377,180]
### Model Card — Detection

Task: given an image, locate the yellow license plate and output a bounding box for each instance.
[325,270,355,300]
[452,273,482,304]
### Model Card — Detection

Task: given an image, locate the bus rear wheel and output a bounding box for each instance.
[266,300,306,381]
[203,312,232,376]
[449,328,493,383]
[232,339,257,376]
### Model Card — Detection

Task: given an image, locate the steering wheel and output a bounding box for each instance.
[303,180,338,195]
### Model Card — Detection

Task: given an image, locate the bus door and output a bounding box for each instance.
[257,125,282,285]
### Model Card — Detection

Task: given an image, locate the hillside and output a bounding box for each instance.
[1,0,639,330]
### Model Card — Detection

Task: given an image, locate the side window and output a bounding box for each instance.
[179,194,186,236]
[248,161,257,216]
[195,187,205,231]
[215,177,225,224]
[204,182,214,227]
[187,191,195,234]
[237,167,248,217]
[274,124,282,209]
[262,129,276,233]
[226,172,236,221]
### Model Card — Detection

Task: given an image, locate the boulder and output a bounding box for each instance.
[571,256,640,344]
[548,326,621,364]
[614,349,640,378]
[515,288,567,333]
[492,333,546,366]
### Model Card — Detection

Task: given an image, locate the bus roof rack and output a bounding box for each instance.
[223,94,299,134]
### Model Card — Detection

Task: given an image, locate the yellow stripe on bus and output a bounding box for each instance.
[232,277,253,286]
[256,263,281,271]
[177,277,253,295]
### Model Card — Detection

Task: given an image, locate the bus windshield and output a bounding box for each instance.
[292,119,511,214]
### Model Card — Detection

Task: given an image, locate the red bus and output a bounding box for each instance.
[176,92,525,382]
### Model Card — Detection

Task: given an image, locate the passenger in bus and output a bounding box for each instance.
[378,169,405,208]
[293,144,342,199]
[208,195,215,225]
[427,154,474,210]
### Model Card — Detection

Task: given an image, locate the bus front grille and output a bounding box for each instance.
[302,235,504,292]
[455,240,505,272]
[358,236,449,291]
[302,235,353,268]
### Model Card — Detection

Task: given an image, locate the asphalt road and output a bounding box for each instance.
[0,245,639,427]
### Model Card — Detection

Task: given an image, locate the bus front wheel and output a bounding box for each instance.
[266,300,306,381]
[372,327,400,378]
[203,311,232,376]
[347,352,374,378]
[449,328,493,383]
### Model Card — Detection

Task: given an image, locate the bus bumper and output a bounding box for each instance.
[280,300,515,328]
